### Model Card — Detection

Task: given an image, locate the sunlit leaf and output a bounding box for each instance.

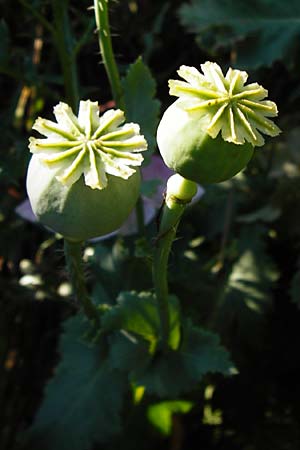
[147,400,194,435]
[102,291,181,350]
[122,57,161,157]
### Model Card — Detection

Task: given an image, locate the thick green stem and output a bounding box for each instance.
[153,174,197,351]
[52,0,79,110]
[93,0,125,109]
[64,240,99,325]
[153,205,184,351]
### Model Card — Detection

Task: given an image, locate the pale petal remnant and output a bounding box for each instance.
[29,100,148,190]
[169,61,281,147]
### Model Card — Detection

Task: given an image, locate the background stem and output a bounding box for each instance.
[64,240,99,324]
[93,0,146,236]
[93,0,125,109]
[52,0,79,110]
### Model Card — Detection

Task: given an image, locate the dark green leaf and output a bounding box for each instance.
[179,0,300,68]
[102,291,181,350]
[122,57,161,157]
[213,225,278,351]
[108,331,151,373]
[135,322,232,397]
[24,314,127,450]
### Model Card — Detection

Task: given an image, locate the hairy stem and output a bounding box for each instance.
[153,207,182,351]
[153,175,197,351]
[64,240,99,324]
[93,0,125,109]
[93,0,146,236]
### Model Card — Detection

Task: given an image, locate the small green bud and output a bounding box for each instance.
[157,62,281,184]
[26,100,147,241]
[166,174,197,208]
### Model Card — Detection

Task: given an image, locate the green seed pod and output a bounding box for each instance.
[26,100,147,241]
[157,62,281,184]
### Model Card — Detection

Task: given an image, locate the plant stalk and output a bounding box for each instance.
[93,0,125,109]
[153,175,197,351]
[93,0,146,236]
[153,206,183,351]
[64,240,99,325]
[52,0,79,111]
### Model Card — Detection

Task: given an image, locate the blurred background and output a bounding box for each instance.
[1,1,300,449]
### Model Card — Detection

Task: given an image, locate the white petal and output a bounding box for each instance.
[169,79,221,100]
[97,150,136,179]
[226,67,248,93]
[206,103,227,138]
[100,135,148,152]
[201,62,227,93]
[100,123,141,141]
[78,100,100,138]
[57,148,86,186]
[92,109,125,139]
[53,102,83,138]
[29,137,80,154]
[177,65,206,87]
[83,143,107,190]
[33,117,74,140]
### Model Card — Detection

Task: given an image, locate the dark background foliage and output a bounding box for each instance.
[1,1,300,449]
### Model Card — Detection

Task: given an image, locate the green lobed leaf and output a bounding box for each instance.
[213,225,278,353]
[101,291,181,350]
[24,314,127,450]
[133,321,233,398]
[147,400,194,435]
[178,0,300,68]
[108,331,151,373]
[122,57,161,158]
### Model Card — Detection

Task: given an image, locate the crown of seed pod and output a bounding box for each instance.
[27,100,147,241]
[157,61,281,184]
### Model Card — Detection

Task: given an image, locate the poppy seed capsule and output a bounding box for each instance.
[27,157,141,241]
[157,62,281,184]
[26,100,147,241]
